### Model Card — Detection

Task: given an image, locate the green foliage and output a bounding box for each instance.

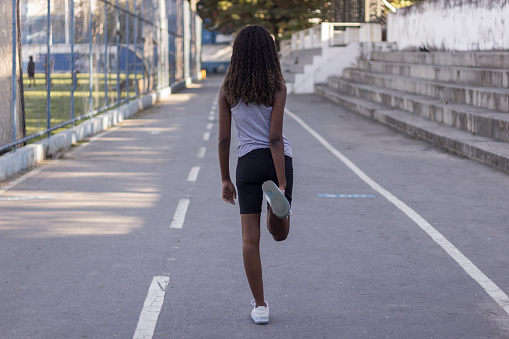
[197,0,430,47]
[388,0,428,9]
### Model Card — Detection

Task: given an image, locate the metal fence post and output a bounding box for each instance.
[70,0,75,126]
[158,26,161,90]
[134,0,138,97]
[141,0,146,94]
[11,0,17,146]
[104,1,109,106]
[116,0,120,105]
[46,0,51,138]
[89,0,93,114]
[126,0,130,100]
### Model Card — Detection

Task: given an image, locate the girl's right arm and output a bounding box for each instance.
[218,87,237,205]
[268,84,288,192]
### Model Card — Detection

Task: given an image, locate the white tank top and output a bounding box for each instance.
[230,100,293,158]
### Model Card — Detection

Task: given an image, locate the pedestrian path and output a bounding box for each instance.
[1,76,509,338]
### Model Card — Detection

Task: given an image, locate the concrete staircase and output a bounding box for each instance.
[281,43,366,94]
[281,48,323,92]
[315,51,509,173]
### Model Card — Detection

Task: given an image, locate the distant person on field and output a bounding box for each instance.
[218,25,293,325]
[27,56,35,88]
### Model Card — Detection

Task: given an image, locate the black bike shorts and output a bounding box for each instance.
[236,148,293,214]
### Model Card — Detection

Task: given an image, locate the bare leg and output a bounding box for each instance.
[267,206,290,241]
[241,213,265,307]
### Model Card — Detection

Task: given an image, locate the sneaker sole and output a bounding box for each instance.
[262,180,290,219]
[251,314,269,324]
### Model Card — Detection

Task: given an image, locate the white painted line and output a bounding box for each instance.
[197,147,206,158]
[206,123,213,130]
[0,196,54,201]
[133,276,170,339]
[0,168,41,195]
[208,116,214,121]
[203,132,210,141]
[209,110,215,115]
[170,199,190,229]
[286,107,509,316]
[187,166,200,182]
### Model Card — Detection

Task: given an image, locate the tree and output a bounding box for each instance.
[197,1,430,49]
[197,0,331,49]
[388,0,429,9]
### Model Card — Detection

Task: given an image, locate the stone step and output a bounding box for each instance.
[281,49,323,84]
[343,68,509,113]
[370,51,509,69]
[281,61,307,74]
[281,54,315,72]
[283,71,295,82]
[281,53,315,63]
[358,59,509,89]
[315,84,509,174]
[286,48,322,58]
[328,76,509,143]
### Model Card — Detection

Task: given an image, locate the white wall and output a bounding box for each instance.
[387,0,509,51]
[291,43,361,94]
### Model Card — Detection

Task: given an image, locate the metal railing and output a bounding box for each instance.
[1,0,202,154]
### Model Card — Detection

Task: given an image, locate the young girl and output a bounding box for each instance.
[218,25,293,325]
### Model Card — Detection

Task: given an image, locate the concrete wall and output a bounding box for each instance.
[387,0,509,51]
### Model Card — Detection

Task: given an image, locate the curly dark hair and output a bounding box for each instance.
[222,25,285,106]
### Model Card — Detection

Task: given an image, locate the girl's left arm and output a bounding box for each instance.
[269,84,288,192]
[218,88,237,205]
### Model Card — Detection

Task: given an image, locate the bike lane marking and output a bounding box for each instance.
[133,276,170,339]
[187,167,200,182]
[197,147,206,158]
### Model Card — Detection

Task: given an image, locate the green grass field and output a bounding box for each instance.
[22,72,145,138]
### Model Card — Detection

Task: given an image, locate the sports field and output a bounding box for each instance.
[22,72,144,137]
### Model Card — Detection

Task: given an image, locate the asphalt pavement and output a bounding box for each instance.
[1,75,509,338]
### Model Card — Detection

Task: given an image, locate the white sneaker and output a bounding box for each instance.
[262,180,290,219]
[251,299,269,324]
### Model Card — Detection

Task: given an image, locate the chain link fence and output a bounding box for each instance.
[1,0,202,153]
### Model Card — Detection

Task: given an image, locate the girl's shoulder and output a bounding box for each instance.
[278,82,287,94]
[265,83,286,106]
[274,82,287,99]
[218,86,232,107]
